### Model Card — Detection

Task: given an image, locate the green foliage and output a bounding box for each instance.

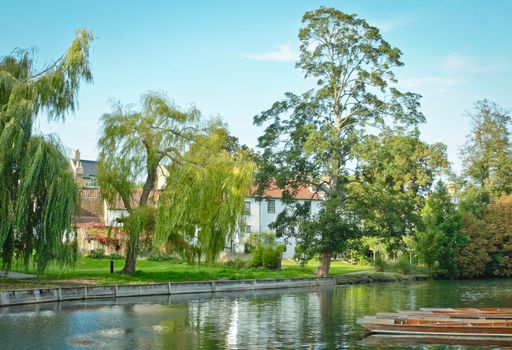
[262,245,284,270]
[223,258,250,269]
[458,186,490,219]
[88,249,105,259]
[156,124,255,264]
[453,212,492,279]
[484,195,512,277]
[253,7,435,276]
[122,206,155,270]
[460,100,512,198]
[362,236,388,261]
[98,92,199,211]
[393,255,415,275]
[373,254,388,272]
[451,185,493,278]
[294,244,315,268]
[416,181,466,278]
[97,92,198,273]
[147,251,179,262]
[251,245,264,267]
[251,243,284,270]
[0,30,92,272]
[108,253,124,260]
[351,132,448,253]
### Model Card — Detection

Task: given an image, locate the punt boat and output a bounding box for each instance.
[363,334,512,347]
[358,308,512,337]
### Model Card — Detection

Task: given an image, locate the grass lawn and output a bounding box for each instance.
[1,257,371,290]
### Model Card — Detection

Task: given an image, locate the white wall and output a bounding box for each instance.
[235,197,322,259]
[106,209,129,226]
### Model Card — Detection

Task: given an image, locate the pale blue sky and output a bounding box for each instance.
[1,1,511,171]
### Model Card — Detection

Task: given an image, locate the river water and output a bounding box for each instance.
[1,279,512,349]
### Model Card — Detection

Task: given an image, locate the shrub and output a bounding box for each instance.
[88,248,105,259]
[108,253,124,260]
[374,254,388,272]
[262,246,281,269]
[252,244,284,270]
[394,255,415,275]
[225,258,250,269]
[294,244,314,268]
[355,256,371,266]
[148,251,178,262]
[251,245,264,267]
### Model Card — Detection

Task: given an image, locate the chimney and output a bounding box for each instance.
[73,149,83,187]
[73,149,81,163]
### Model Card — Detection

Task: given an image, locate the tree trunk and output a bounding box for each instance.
[119,158,157,274]
[316,251,331,277]
[121,245,137,274]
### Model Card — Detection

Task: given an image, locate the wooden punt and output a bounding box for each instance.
[421,308,512,315]
[377,310,512,320]
[363,334,512,347]
[358,309,512,337]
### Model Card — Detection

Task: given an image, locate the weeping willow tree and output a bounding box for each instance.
[156,124,255,264]
[98,92,199,273]
[0,30,93,272]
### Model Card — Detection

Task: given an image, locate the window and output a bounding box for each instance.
[245,225,252,233]
[244,202,251,215]
[85,176,98,187]
[267,199,275,213]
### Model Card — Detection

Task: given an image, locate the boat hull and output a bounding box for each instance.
[363,334,512,347]
[362,323,512,337]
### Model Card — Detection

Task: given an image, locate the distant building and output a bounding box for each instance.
[69,149,99,188]
[70,150,123,254]
[232,183,323,259]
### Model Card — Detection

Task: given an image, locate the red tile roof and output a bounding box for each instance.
[251,181,322,200]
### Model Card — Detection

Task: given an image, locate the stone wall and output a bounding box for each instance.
[0,277,336,307]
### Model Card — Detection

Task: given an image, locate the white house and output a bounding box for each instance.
[231,184,323,259]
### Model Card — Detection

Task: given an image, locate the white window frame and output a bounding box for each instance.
[267,199,275,213]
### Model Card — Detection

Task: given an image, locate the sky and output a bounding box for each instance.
[1,0,511,171]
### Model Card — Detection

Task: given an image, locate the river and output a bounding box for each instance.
[1,279,511,349]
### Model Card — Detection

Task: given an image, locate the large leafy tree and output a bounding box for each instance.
[0,30,93,272]
[351,131,448,253]
[483,195,512,277]
[416,181,466,278]
[452,186,492,278]
[453,212,492,279]
[98,92,199,273]
[460,100,512,197]
[155,124,255,264]
[254,8,425,276]
[454,194,512,278]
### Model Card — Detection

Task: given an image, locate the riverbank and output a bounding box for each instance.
[0,257,372,291]
[335,272,428,284]
[0,272,428,307]
[0,277,338,306]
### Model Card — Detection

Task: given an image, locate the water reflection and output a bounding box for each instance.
[1,280,512,349]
